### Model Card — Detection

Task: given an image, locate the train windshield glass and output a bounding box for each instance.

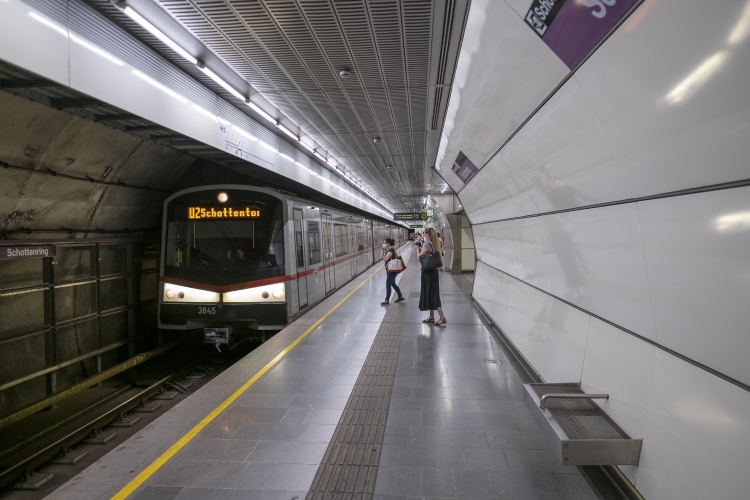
[164,190,285,286]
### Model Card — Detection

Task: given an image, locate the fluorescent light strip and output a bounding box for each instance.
[133,70,187,102]
[200,67,245,101]
[313,151,327,163]
[232,125,258,141]
[298,141,315,153]
[260,141,278,153]
[279,153,293,161]
[123,6,197,64]
[246,101,276,124]
[276,124,299,141]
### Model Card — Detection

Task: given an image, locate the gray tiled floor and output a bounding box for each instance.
[58,255,598,500]
[373,271,598,500]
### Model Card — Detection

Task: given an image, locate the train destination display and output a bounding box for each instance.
[188,207,262,219]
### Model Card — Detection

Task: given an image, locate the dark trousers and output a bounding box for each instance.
[385,270,402,301]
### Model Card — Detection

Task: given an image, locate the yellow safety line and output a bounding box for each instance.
[111,264,384,500]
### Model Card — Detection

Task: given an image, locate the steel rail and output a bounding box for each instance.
[0,345,216,490]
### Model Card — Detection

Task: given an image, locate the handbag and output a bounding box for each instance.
[386,252,406,273]
[420,251,442,271]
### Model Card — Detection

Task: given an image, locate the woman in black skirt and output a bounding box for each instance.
[416,227,446,325]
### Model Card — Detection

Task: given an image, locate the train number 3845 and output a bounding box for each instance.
[198,306,217,315]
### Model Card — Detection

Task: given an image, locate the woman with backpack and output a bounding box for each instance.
[381,238,405,305]
[416,228,446,325]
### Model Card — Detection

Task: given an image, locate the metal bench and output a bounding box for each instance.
[523,382,642,466]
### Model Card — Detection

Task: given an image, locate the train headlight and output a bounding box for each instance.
[223,283,286,303]
[162,284,219,303]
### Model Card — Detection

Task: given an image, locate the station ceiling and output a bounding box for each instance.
[87,0,469,213]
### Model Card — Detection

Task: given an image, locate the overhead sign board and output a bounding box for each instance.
[394,213,427,221]
[525,0,639,69]
[0,245,55,260]
[409,224,424,229]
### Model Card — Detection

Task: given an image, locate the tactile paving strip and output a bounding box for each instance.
[307,264,416,500]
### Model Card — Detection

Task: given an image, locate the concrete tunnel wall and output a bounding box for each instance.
[0,90,196,237]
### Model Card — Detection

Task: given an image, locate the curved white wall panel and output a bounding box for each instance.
[474,202,657,341]
[436,0,568,191]
[575,0,750,199]
[638,186,750,386]
[473,262,590,383]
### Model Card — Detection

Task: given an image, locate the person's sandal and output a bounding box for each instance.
[435,318,447,326]
[422,318,435,324]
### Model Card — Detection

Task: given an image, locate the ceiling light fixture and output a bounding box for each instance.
[198,64,245,101]
[276,124,299,141]
[313,151,327,163]
[246,101,276,124]
[122,6,197,65]
[339,68,352,78]
[299,141,315,153]
[279,153,293,161]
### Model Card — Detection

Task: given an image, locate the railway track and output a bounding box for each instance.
[0,334,260,497]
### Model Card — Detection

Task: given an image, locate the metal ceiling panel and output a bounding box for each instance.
[85,0,469,209]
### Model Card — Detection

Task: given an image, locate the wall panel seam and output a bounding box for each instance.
[469,178,750,227]
[455,0,646,196]
[474,259,750,394]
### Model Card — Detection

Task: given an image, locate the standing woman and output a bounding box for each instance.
[381,238,405,305]
[416,228,446,325]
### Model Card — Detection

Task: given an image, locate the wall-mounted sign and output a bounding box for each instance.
[0,245,55,260]
[394,213,427,221]
[451,151,479,185]
[525,0,639,69]
[409,224,424,229]
[426,208,434,218]
[188,207,261,220]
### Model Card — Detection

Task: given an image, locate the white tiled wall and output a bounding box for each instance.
[448,0,750,498]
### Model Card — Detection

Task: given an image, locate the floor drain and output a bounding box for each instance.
[484,359,501,364]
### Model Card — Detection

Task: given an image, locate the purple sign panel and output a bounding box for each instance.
[451,151,479,185]
[525,0,639,69]
[0,245,55,260]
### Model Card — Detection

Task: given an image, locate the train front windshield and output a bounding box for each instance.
[164,190,285,286]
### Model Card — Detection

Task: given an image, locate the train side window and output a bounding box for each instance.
[334,224,348,258]
[356,226,364,251]
[307,221,321,265]
[323,222,332,261]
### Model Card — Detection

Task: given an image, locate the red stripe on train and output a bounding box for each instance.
[160,248,378,293]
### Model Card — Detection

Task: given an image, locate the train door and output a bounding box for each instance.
[322,213,334,295]
[293,209,308,309]
[349,220,357,277]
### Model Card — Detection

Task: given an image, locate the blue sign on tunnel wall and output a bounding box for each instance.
[525,0,640,69]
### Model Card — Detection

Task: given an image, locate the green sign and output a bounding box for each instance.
[426,208,434,217]
[394,213,427,221]
[409,224,424,229]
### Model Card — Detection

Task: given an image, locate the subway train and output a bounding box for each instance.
[158,185,408,335]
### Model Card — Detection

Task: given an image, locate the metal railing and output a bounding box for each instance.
[0,239,159,422]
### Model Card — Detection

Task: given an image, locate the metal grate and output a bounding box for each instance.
[307,262,416,500]
[0,289,46,339]
[0,259,45,292]
[532,384,630,440]
[55,319,98,363]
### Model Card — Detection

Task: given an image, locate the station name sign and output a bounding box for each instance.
[409,224,424,229]
[188,207,261,220]
[394,213,426,221]
[0,245,55,260]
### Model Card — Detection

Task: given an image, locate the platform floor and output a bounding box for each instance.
[55,248,598,500]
